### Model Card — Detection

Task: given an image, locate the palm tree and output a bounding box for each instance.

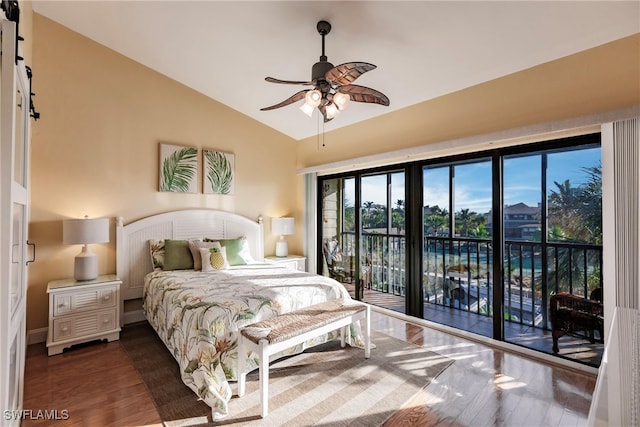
[424,205,448,236]
[547,165,602,295]
[578,165,603,244]
[392,199,405,233]
[548,165,602,245]
[362,201,375,229]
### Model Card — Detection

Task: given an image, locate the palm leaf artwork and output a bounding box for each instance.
[204,150,234,195]
[160,145,198,192]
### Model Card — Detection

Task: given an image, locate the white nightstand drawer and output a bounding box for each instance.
[52,286,117,316]
[47,275,122,356]
[264,255,306,272]
[279,260,302,271]
[52,309,117,342]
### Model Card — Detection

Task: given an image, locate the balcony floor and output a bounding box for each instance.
[344,284,604,367]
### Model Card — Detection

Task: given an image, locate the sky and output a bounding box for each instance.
[348,146,601,214]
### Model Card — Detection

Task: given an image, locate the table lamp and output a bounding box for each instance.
[271,217,295,257]
[63,216,110,281]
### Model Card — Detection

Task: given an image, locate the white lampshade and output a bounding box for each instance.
[272,217,294,236]
[305,89,322,107]
[299,102,315,117]
[272,217,295,257]
[333,92,350,110]
[325,102,339,119]
[63,217,110,245]
[63,217,109,281]
[300,90,322,117]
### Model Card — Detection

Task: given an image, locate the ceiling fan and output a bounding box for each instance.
[260,20,390,123]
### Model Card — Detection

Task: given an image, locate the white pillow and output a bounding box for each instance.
[189,240,221,270]
[200,246,229,271]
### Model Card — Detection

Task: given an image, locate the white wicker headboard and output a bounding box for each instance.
[116,209,264,300]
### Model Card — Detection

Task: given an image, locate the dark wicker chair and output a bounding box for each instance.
[549,291,603,353]
[322,238,352,283]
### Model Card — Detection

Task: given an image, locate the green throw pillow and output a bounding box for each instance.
[203,237,252,265]
[163,239,194,270]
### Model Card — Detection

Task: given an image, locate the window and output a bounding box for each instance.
[318,134,603,366]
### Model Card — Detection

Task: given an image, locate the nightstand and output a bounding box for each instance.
[46,274,121,356]
[265,255,306,272]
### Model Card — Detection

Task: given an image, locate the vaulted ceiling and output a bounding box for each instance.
[32,1,640,141]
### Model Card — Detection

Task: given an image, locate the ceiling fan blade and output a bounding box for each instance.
[265,77,315,85]
[325,62,376,86]
[260,90,309,111]
[337,84,390,106]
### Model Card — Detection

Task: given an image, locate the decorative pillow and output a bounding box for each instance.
[188,240,221,270]
[163,239,194,270]
[203,236,253,265]
[149,239,165,270]
[200,247,229,271]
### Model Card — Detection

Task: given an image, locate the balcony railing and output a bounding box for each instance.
[335,232,603,331]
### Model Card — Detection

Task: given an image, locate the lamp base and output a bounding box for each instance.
[74,245,98,281]
[275,239,288,257]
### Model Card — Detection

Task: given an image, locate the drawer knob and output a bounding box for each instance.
[103,295,110,301]
[61,326,68,332]
[58,303,66,308]
[103,318,110,323]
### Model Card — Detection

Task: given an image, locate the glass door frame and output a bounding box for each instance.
[316,134,602,347]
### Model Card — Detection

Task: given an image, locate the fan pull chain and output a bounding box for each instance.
[317,112,320,149]
[316,111,326,148]
[322,120,326,147]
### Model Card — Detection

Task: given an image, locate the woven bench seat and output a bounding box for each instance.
[237,299,371,418]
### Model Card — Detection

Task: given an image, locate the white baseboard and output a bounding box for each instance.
[27,327,48,345]
[122,309,146,325]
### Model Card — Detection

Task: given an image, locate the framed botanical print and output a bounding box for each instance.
[203,149,234,195]
[159,143,198,193]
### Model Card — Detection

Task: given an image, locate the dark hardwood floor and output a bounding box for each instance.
[22,338,162,426]
[22,309,596,426]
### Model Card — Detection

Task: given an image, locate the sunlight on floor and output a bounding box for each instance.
[493,373,527,390]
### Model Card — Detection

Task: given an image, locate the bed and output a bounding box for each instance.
[115,209,365,419]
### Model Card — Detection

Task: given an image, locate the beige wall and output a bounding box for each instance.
[297,34,640,170]
[27,15,300,331]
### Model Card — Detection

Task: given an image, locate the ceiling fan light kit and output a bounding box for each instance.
[261,20,389,123]
[300,89,322,116]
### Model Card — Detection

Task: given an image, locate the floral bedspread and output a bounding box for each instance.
[142,263,364,419]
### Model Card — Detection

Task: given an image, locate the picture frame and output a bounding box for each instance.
[159,143,198,193]
[203,149,235,195]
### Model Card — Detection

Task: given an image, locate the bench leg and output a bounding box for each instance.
[259,340,269,418]
[238,337,246,397]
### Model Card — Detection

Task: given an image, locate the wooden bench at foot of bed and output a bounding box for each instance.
[237,299,371,418]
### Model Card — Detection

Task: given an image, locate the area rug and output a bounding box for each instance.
[120,321,453,426]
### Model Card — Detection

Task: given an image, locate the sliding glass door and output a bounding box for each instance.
[317,134,603,366]
[319,170,406,311]
[503,146,603,365]
[320,176,356,295]
[361,172,406,301]
[422,160,494,337]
